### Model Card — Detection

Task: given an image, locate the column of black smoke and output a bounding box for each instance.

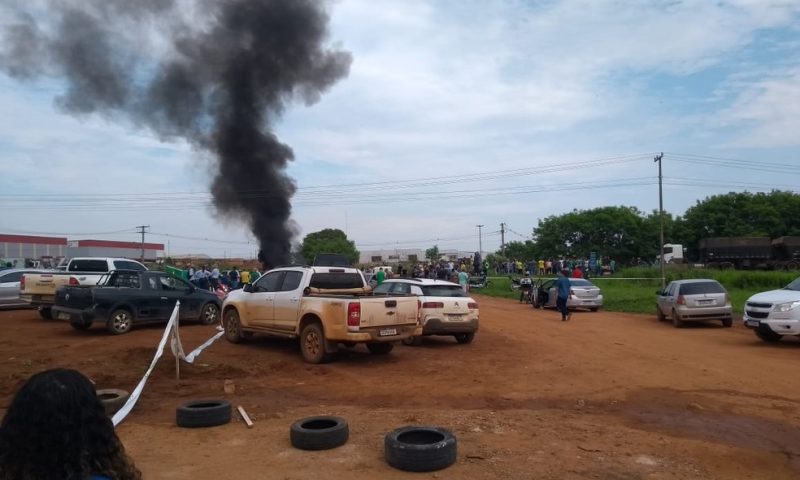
[0,0,351,269]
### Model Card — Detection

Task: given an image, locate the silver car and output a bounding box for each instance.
[0,268,41,309]
[533,278,603,311]
[657,279,732,328]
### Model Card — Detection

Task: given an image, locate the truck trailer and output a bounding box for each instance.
[697,236,800,270]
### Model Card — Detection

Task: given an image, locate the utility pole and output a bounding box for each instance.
[476,224,484,259]
[136,225,150,262]
[500,222,506,257]
[654,153,665,289]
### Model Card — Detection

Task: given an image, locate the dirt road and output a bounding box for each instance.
[1,296,799,479]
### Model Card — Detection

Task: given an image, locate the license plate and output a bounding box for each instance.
[447,314,463,321]
[745,319,759,327]
[699,299,714,304]
[57,312,71,320]
[379,328,397,337]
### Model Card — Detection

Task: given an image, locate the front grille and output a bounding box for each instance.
[747,302,772,309]
[746,310,769,319]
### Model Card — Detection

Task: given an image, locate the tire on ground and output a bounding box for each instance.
[176,400,232,428]
[71,319,92,331]
[755,326,782,343]
[39,307,52,320]
[366,342,394,355]
[385,426,457,472]
[454,333,474,344]
[402,336,423,346]
[290,415,349,451]
[96,388,130,415]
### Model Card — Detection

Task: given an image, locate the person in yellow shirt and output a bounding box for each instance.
[537,259,545,275]
[240,269,251,285]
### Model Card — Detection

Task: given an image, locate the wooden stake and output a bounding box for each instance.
[237,406,254,428]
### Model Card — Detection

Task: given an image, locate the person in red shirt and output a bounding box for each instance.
[571,265,584,278]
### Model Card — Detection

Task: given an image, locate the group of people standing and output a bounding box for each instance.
[186,264,261,291]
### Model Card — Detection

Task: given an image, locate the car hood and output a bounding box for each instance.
[747,289,800,304]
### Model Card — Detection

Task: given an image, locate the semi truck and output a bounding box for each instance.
[697,236,800,270]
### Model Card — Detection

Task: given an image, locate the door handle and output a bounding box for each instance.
[386,311,395,315]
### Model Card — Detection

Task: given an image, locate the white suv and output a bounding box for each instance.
[373,278,479,345]
[743,277,800,343]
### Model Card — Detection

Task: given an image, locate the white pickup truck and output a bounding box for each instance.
[222,266,421,363]
[743,276,800,343]
[20,257,147,319]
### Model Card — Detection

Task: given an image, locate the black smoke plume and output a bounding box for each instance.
[0,0,352,269]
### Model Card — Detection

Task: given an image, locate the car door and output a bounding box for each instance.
[658,282,675,314]
[158,275,199,319]
[272,270,305,331]
[247,271,285,328]
[0,271,24,306]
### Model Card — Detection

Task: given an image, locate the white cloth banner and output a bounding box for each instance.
[112,301,225,427]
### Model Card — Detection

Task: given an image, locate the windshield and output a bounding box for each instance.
[422,285,467,297]
[679,282,725,295]
[785,278,800,291]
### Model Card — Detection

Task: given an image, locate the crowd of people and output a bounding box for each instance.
[186,264,261,292]
[494,256,617,278]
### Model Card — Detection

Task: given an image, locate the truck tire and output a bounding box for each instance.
[39,307,53,321]
[671,309,684,328]
[199,302,220,325]
[656,307,666,322]
[755,327,782,343]
[290,416,349,451]
[107,309,133,335]
[786,261,799,271]
[402,336,423,346]
[722,317,733,328]
[454,333,474,344]
[367,342,394,355]
[300,323,331,364]
[385,426,457,472]
[176,400,231,428]
[96,388,129,415]
[223,308,244,343]
[70,319,92,331]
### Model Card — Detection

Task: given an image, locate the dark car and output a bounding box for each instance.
[52,270,221,334]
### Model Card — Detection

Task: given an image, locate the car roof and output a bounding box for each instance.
[669,279,721,285]
[385,278,461,287]
[1,268,48,274]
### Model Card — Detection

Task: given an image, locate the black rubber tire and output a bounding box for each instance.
[402,336,423,346]
[223,308,244,343]
[722,317,733,328]
[107,309,133,335]
[96,388,129,415]
[300,323,330,364]
[589,307,599,312]
[38,307,52,320]
[176,400,232,428]
[290,416,349,451]
[367,342,394,355]
[199,302,220,325]
[70,319,92,331]
[454,333,474,344]
[385,426,457,472]
[656,307,666,322]
[671,309,683,328]
[755,327,782,343]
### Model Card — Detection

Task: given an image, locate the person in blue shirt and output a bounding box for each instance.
[555,268,572,322]
[0,368,141,480]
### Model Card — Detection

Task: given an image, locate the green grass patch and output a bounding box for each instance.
[473,268,799,315]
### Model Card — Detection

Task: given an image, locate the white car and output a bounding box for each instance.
[372,278,479,345]
[743,277,800,343]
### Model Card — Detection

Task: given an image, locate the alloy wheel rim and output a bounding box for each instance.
[114,312,129,331]
[205,305,218,322]
[305,330,320,356]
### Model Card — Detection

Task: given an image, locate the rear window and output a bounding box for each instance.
[569,279,594,287]
[421,285,467,297]
[107,272,140,288]
[309,272,365,289]
[69,260,108,272]
[679,282,725,295]
[113,260,146,271]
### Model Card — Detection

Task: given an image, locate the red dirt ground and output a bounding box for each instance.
[1,295,799,479]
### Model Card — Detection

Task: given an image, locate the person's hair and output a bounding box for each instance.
[0,368,141,480]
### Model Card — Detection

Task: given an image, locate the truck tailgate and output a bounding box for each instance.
[20,274,72,297]
[54,287,95,310]
[359,296,417,327]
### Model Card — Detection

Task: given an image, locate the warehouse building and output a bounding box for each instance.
[0,234,68,267]
[66,239,164,262]
[358,248,475,265]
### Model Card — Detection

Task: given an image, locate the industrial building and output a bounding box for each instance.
[0,234,68,267]
[0,234,164,266]
[66,239,164,262]
[358,248,476,266]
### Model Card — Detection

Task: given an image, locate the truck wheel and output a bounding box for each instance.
[402,336,423,346]
[671,309,684,328]
[454,333,474,344]
[39,307,53,321]
[199,303,220,325]
[656,307,666,322]
[223,309,244,343]
[722,317,733,328]
[300,323,331,364]
[70,319,92,331]
[367,342,394,355]
[107,309,133,335]
[755,327,782,343]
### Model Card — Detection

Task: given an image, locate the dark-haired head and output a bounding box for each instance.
[0,368,140,480]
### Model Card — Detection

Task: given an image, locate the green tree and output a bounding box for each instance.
[425,245,440,262]
[502,240,537,261]
[299,229,359,266]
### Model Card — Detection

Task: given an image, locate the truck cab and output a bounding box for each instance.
[658,244,684,264]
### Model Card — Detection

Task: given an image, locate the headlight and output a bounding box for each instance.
[772,301,800,312]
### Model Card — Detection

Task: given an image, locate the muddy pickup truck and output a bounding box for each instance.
[221,266,421,363]
[20,257,147,319]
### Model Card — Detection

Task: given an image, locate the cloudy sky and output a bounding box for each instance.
[1,0,798,258]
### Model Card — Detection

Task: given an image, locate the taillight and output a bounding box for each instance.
[417,299,421,321]
[69,277,80,286]
[468,302,478,309]
[422,302,444,309]
[20,275,25,290]
[347,302,360,328]
[677,295,685,305]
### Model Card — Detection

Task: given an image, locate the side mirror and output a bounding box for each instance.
[243,283,254,293]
